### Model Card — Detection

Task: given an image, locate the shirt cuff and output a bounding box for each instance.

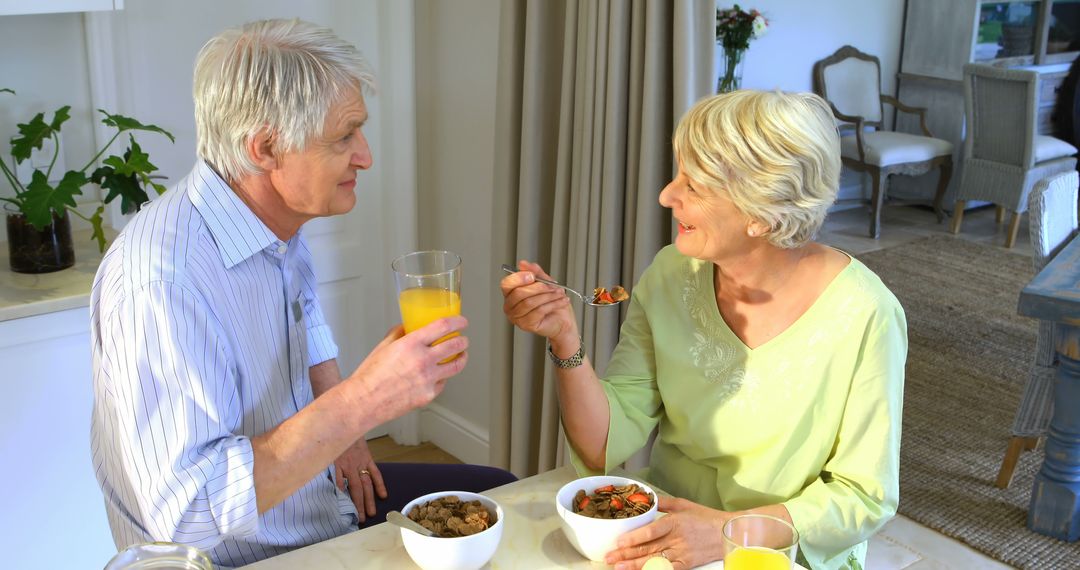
[206,435,259,538]
[306,323,339,366]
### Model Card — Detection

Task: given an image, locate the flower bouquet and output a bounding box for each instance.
[715,5,768,93]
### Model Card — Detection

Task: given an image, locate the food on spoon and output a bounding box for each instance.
[572,483,653,519]
[591,285,629,304]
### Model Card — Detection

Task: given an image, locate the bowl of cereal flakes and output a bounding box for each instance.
[555,475,659,562]
[399,490,504,570]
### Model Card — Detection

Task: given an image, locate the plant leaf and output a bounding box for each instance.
[92,165,147,215]
[98,110,176,143]
[0,88,14,95]
[10,106,72,163]
[48,106,71,132]
[89,205,107,253]
[12,112,46,164]
[21,169,85,229]
[102,138,157,177]
[92,139,159,214]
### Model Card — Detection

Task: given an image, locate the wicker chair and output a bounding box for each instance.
[995,171,1079,489]
[813,45,954,239]
[951,64,1078,248]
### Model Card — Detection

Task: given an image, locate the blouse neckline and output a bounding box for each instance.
[704,248,855,353]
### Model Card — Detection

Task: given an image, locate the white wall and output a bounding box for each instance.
[731,0,907,200]
[0,12,98,225]
[735,0,905,96]
[413,0,501,464]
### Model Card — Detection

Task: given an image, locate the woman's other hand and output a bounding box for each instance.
[500,260,578,342]
[604,497,728,570]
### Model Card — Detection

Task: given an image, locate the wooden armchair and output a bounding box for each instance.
[813,45,954,238]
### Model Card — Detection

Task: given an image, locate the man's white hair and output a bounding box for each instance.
[193,18,375,182]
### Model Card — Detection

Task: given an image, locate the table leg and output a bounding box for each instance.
[1027,324,1080,541]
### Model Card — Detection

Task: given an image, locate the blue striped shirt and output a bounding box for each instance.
[90,161,358,568]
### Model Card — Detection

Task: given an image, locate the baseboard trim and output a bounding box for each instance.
[420,403,490,466]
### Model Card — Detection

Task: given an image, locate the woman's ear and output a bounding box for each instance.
[746,218,769,238]
[246,128,277,172]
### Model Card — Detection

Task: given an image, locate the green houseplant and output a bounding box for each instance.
[1,88,174,273]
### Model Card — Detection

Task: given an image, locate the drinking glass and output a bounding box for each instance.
[391,251,462,361]
[103,542,214,569]
[722,514,799,570]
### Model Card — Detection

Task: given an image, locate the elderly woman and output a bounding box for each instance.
[501,90,906,570]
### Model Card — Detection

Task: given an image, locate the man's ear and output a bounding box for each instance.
[246,128,278,172]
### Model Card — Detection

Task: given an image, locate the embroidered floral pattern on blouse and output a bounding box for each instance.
[680,256,873,407]
[682,260,740,402]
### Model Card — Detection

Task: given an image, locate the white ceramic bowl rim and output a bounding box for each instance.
[401,490,504,539]
[556,477,659,521]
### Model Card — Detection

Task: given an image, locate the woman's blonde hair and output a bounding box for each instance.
[672,90,841,249]
[193,18,375,182]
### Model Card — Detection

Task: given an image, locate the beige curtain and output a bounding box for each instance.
[489,0,715,477]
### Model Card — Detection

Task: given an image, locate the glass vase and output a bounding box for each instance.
[4,203,75,274]
[717,46,745,94]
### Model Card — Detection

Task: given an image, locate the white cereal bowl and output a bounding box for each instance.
[555,475,659,562]
[399,490,504,570]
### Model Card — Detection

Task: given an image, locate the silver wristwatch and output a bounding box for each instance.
[547,339,585,368]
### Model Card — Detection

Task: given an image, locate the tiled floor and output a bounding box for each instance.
[372,201,1029,570]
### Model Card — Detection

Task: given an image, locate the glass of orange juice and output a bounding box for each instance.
[722,514,799,570]
[391,251,462,360]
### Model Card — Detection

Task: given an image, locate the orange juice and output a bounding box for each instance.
[399,287,462,361]
[725,546,791,570]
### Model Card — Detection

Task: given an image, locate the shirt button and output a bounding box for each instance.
[277,244,288,254]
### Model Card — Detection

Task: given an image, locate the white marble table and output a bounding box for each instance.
[241,465,806,570]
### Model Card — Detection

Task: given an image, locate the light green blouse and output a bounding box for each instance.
[571,245,907,570]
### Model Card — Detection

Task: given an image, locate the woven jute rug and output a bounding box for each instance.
[858,235,1080,569]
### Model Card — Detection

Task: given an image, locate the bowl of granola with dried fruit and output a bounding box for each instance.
[555,475,659,562]
[399,490,504,570]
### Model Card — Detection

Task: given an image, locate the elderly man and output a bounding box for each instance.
[90,19,512,568]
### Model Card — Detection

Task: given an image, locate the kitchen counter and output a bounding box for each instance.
[0,228,112,322]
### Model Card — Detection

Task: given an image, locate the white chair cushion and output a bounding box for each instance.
[1034,135,1078,163]
[840,131,954,167]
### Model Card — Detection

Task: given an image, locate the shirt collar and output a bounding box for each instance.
[188,160,281,269]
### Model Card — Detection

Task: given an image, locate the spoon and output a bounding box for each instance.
[501,264,624,307]
[387,510,436,537]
